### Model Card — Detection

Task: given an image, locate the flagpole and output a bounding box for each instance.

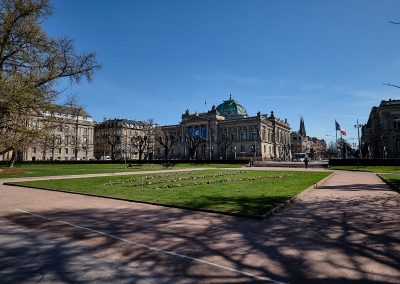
[335,120,338,158]
[340,131,343,158]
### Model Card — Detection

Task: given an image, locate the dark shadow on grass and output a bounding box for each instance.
[177,195,291,216]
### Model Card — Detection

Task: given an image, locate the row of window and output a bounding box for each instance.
[166,144,276,154]
[44,136,89,145]
[32,147,88,155]
[97,123,145,129]
[32,156,90,161]
[221,130,289,144]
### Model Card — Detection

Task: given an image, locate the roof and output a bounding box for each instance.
[216,95,248,117]
[57,105,91,117]
[380,99,400,107]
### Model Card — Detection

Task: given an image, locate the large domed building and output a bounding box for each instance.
[216,95,248,118]
[158,96,291,160]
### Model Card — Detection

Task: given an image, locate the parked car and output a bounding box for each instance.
[292,153,306,162]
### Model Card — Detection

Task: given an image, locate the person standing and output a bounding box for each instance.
[304,156,309,169]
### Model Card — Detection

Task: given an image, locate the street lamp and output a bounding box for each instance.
[354,119,362,158]
[234,146,237,160]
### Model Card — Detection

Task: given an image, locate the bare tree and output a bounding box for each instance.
[63,95,86,160]
[144,119,156,160]
[106,133,120,161]
[131,135,148,161]
[186,135,206,160]
[156,128,175,162]
[38,132,62,160]
[219,136,233,160]
[125,137,137,160]
[125,120,156,161]
[363,127,390,158]
[384,21,400,88]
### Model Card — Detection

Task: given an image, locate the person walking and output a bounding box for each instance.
[304,156,309,169]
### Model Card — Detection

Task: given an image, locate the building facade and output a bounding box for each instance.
[94,118,154,160]
[362,99,400,158]
[290,117,326,159]
[156,96,291,160]
[0,107,95,161]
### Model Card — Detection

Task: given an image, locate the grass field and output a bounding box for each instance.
[12,169,330,216]
[377,173,400,191]
[332,165,400,174]
[0,163,246,178]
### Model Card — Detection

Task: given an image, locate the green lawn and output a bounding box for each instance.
[331,165,400,174]
[0,163,246,178]
[377,173,400,191]
[12,169,330,216]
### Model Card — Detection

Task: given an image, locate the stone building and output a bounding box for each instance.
[362,99,400,158]
[290,117,326,159]
[94,118,155,160]
[0,106,95,161]
[290,117,309,154]
[156,96,291,160]
[310,137,327,158]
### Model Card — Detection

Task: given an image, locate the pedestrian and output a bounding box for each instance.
[304,157,309,169]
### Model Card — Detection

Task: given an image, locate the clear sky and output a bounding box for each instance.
[45,0,400,145]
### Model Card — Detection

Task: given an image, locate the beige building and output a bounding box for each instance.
[94,118,154,160]
[156,96,291,160]
[290,117,326,159]
[0,107,95,161]
[362,99,400,158]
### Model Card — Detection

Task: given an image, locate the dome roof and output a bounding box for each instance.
[216,95,248,117]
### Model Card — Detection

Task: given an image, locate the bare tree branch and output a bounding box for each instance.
[383,82,400,88]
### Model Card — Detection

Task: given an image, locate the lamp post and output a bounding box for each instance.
[234,146,237,160]
[253,127,260,159]
[354,119,362,158]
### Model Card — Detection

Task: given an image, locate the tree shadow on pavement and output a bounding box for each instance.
[1,188,399,284]
[318,183,391,191]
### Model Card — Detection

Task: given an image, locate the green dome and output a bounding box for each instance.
[216,95,248,117]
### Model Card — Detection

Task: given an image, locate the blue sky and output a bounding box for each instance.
[46,0,400,145]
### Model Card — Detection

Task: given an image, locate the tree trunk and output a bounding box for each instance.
[164,148,169,162]
[75,120,79,160]
[9,150,17,168]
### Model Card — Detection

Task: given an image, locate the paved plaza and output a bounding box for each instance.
[0,168,399,283]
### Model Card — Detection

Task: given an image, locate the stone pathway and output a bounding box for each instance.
[0,169,399,283]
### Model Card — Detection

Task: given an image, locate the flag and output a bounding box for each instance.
[335,120,346,136]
